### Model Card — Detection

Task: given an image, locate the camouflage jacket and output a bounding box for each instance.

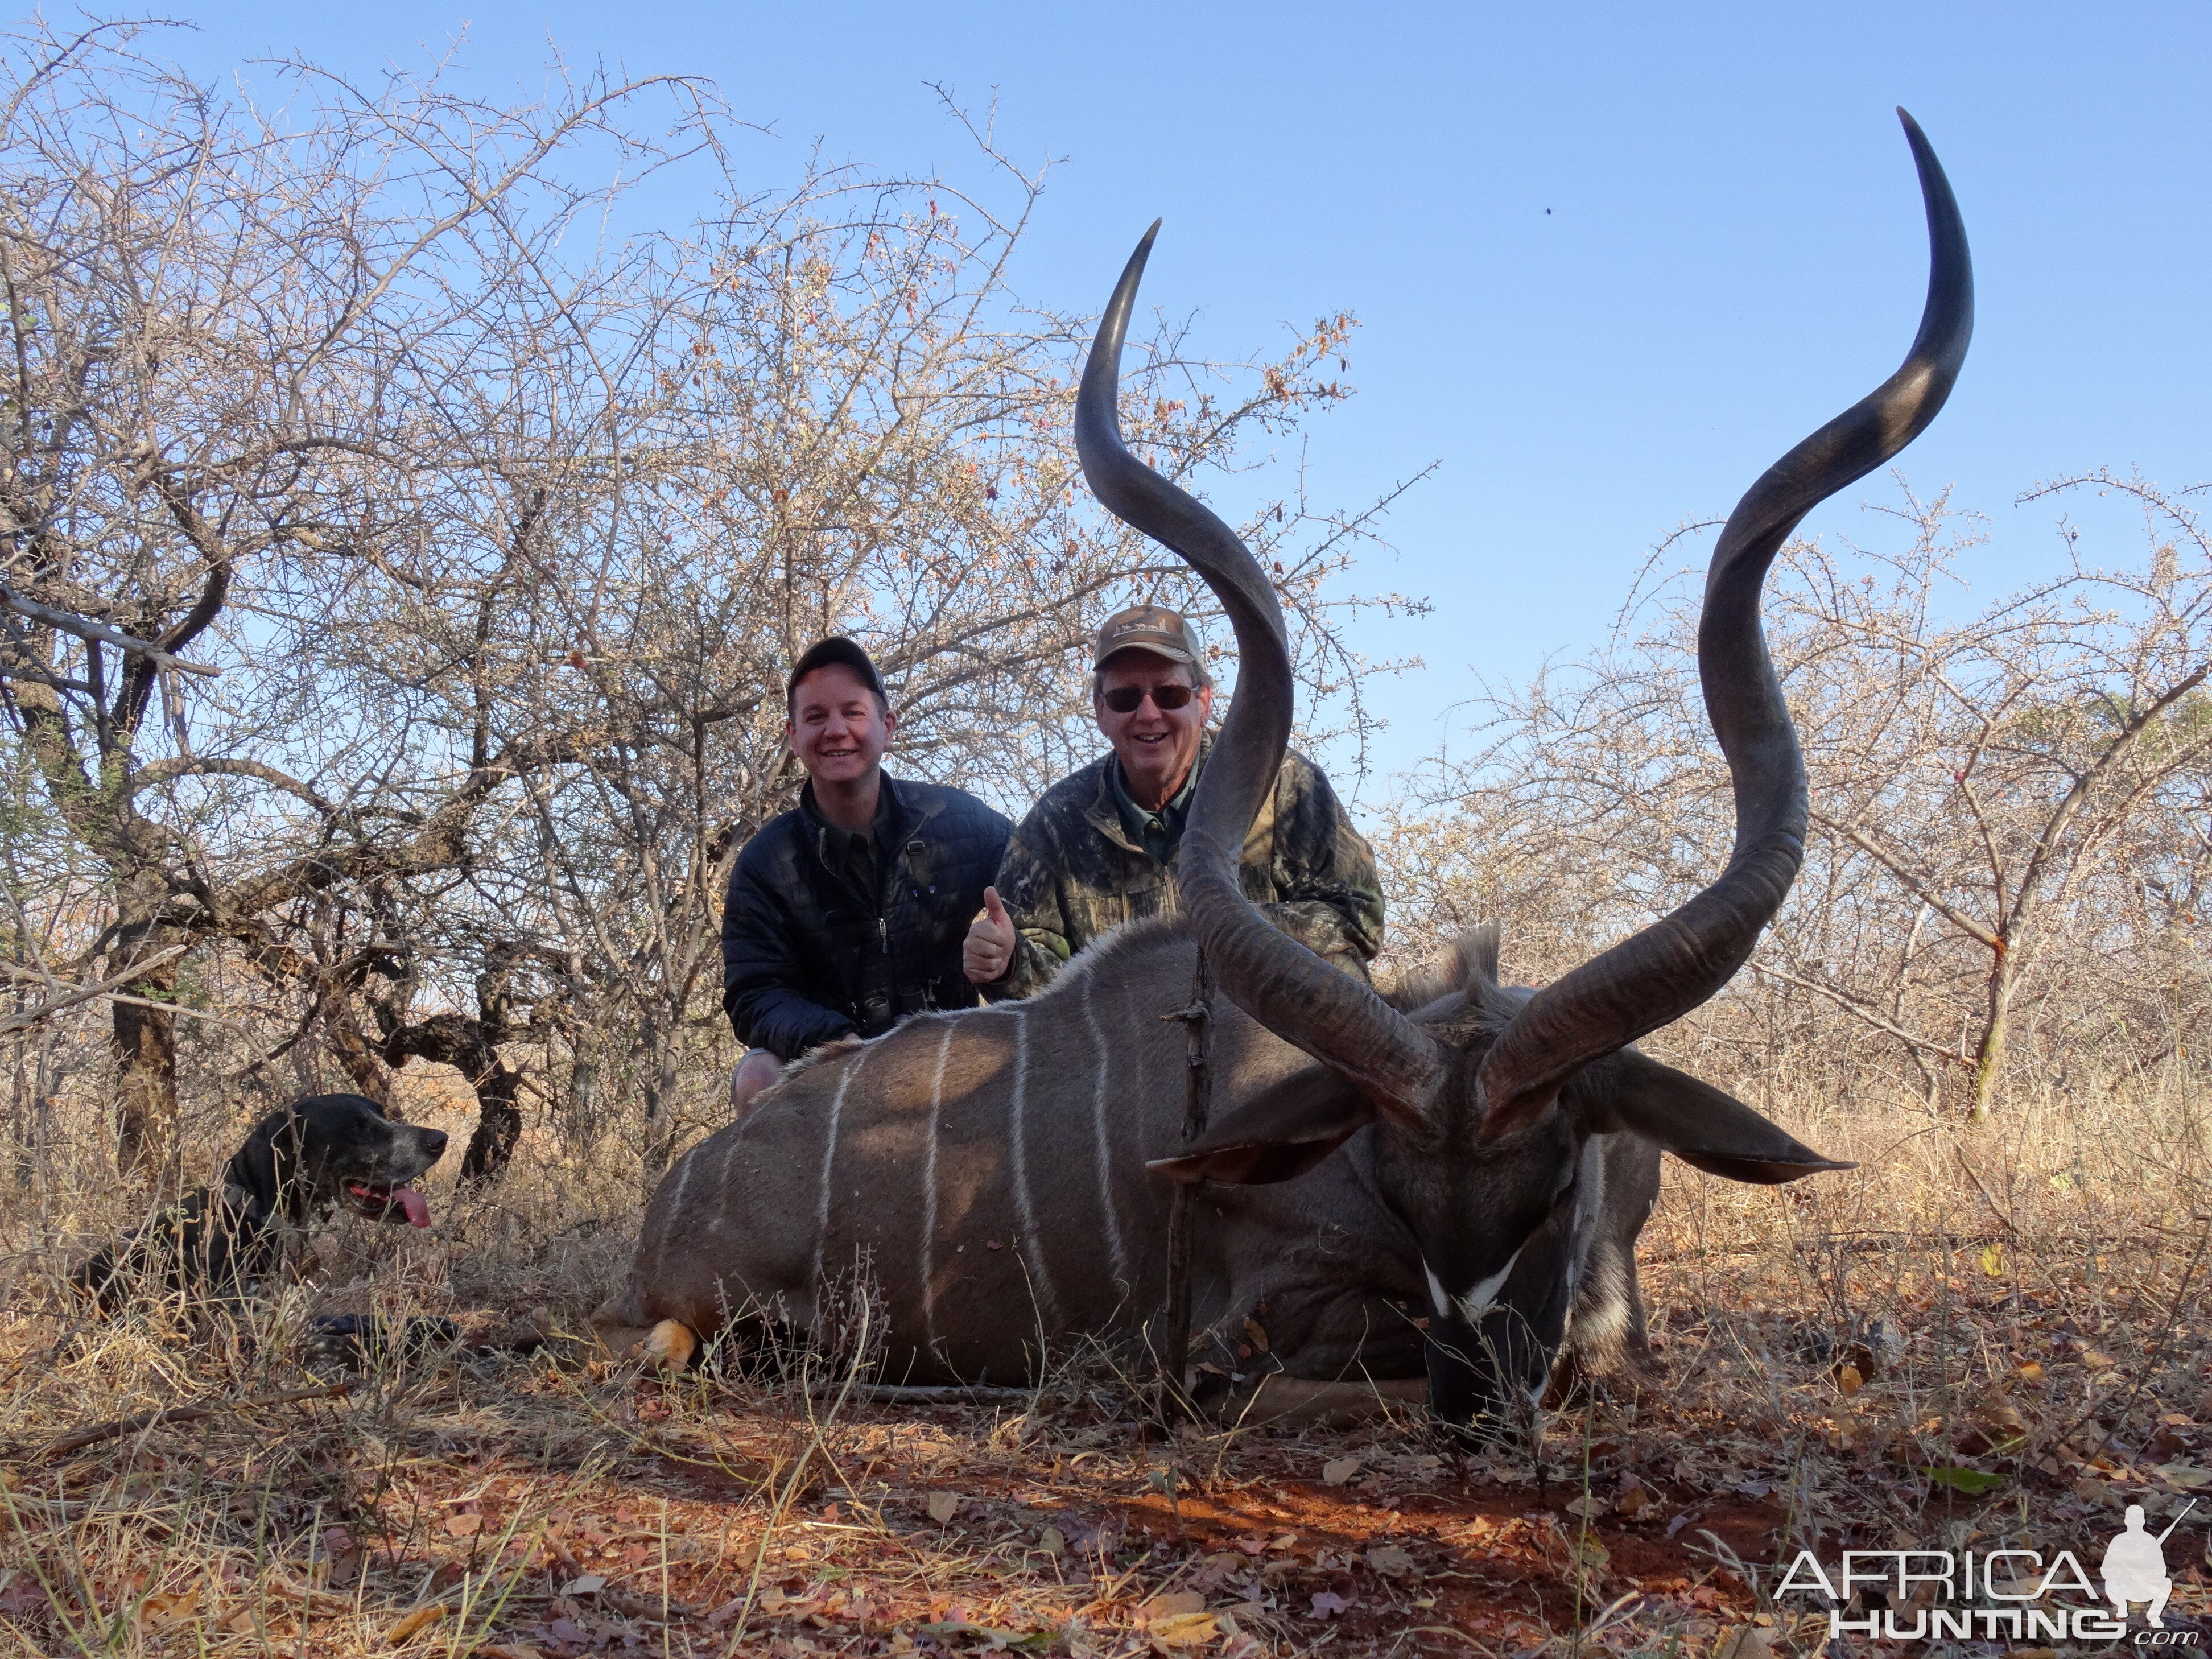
[988,741,1384,999]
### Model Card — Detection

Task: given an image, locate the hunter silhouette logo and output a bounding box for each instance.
[2105,1501,2193,1629]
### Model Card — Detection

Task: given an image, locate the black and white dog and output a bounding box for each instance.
[75,1092,448,1312]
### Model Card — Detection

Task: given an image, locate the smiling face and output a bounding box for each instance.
[787,662,895,789]
[1093,648,1212,810]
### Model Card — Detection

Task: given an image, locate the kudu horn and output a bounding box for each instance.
[1075,109,1972,1142]
[1472,108,1974,1136]
[1075,224,1446,1120]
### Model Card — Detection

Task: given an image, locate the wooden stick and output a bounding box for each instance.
[0,584,221,675]
[1158,948,1212,1419]
[0,945,191,1035]
[37,1380,352,1458]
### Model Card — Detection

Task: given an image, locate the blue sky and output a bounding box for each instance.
[176,3,2211,798]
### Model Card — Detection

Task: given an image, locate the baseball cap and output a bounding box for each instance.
[1092,604,1203,671]
[786,637,889,710]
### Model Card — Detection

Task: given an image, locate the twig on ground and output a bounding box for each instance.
[35,1379,353,1458]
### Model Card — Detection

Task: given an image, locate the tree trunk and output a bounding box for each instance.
[460,1063,522,1185]
[1968,936,2015,1121]
[109,902,179,1181]
[639,1016,682,1182]
[384,1012,522,1186]
[566,1055,600,1151]
[314,977,394,1108]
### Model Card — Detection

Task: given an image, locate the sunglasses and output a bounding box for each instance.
[1100,683,1196,714]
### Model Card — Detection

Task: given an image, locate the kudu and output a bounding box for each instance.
[597,110,1971,1434]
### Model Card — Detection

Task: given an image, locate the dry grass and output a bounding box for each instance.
[5,1066,2211,1656]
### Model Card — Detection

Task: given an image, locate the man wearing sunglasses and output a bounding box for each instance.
[963,604,1382,997]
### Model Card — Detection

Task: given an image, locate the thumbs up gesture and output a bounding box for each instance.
[963,885,1015,985]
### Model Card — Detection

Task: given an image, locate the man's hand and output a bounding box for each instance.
[963,885,1014,984]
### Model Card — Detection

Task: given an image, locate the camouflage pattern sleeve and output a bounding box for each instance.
[1263,751,1385,965]
[985,815,1074,1001]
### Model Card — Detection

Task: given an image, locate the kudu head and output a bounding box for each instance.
[1076,111,1972,1434]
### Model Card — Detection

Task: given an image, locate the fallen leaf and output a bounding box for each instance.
[1928,1466,2004,1494]
[2016,1359,2044,1381]
[139,1586,201,1628]
[1715,1625,1774,1659]
[2082,1350,2116,1371]
[1617,1484,1655,1518]
[1241,1315,1270,1354]
[1310,1590,1351,1619]
[383,1601,450,1644]
[444,1512,482,1538]
[2161,1464,2212,1491]
[1150,1611,1218,1648]
[476,1646,543,1659]
[1143,1591,1207,1620]
[1980,1243,2005,1277]
[1837,1364,1864,1397]
[1321,1456,1360,1486]
[1367,1545,1417,1577]
[1565,1494,1606,1520]
[917,1621,1050,1650]
[926,1492,960,1525]
[1038,1525,1065,1557]
[561,1574,608,1596]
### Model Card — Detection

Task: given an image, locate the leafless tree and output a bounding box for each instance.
[1381,476,2212,1120]
[0,24,1418,1186]
[0,19,714,1177]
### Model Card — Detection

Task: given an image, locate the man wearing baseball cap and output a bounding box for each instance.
[961,604,1381,997]
[721,637,1010,1115]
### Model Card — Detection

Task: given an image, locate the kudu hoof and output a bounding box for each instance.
[635,1319,698,1371]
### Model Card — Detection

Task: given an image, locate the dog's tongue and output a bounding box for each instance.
[396,1187,431,1228]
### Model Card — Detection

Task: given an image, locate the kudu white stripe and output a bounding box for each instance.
[1078,973,1130,1282]
[919,1019,955,1356]
[808,1047,862,1293]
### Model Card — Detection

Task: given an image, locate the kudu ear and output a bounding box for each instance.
[1146,1067,1376,1186]
[1583,1051,1854,1185]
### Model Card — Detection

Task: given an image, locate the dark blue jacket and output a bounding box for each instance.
[721,774,1012,1060]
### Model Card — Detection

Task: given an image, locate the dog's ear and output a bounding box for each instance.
[227,1105,303,1219]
